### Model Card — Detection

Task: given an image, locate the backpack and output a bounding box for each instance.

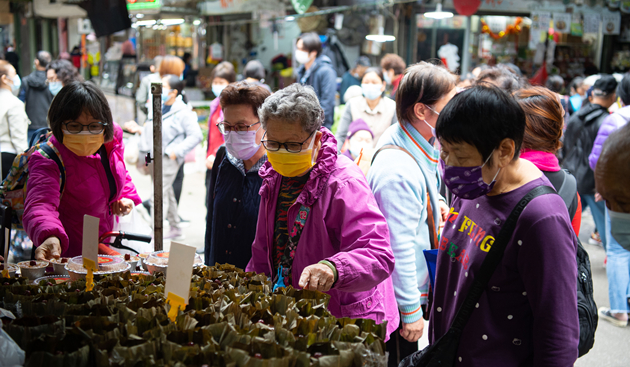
[0,128,65,230]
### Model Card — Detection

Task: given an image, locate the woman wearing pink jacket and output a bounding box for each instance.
[23,82,142,260]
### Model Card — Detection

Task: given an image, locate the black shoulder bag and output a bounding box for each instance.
[400,185,556,367]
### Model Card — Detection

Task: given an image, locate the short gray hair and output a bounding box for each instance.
[259,83,324,133]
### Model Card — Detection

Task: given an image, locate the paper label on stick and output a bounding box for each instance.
[82,215,99,271]
[164,242,195,306]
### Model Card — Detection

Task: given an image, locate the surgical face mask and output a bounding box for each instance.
[49,81,63,96]
[62,130,104,157]
[424,106,440,136]
[383,70,392,85]
[609,210,630,250]
[295,49,312,65]
[266,132,318,177]
[439,151,501,199]
[362,83,382,101]
[9,75,21,95]
[162,88,172,103]
[212,84,226,98]
[349,141,371,159]
[225,129,261,161]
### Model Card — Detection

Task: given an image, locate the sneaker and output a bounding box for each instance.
[598,307,628,327]
[178,216,191,229]
[588,232,603,246]
[164,227,185,241]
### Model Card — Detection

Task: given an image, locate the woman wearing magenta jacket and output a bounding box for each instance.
[23,82,142,260]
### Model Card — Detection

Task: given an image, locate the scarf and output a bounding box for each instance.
[520,148,561,172]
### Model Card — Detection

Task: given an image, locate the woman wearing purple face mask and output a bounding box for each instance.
[204,82,271,269]
[430,85,580,366]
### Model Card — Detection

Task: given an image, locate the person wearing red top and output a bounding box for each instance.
[380,54,406,100]
[515,86,582,234]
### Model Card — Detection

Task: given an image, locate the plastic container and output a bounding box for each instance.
[138,252,152,271]
[64,255,130,281]
[33,275,70,285]
[144,250,203,277]
[117,254,140,272]
[17,260,49,280]
[49,257,71,275]
[0,263,18,278]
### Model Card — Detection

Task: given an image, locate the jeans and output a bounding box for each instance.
[605,208,630,313]
[581,193,607,249]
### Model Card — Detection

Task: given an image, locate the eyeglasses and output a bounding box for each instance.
[261,131,315,153]
[63,121,108,134]
[217,121,261,135]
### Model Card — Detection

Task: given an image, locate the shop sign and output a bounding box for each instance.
[199,0,281,15]
[583,13,601,33]
[553,13,571,34]
[531,11,551,31]
[486,16,507,33]
[78,18,94,35]
[602,12,621,35]
[570,13,583,36]
[127,0,161,12]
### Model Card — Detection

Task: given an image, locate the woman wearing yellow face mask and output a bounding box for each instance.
[23,81,142,260]
[246,84,400,341]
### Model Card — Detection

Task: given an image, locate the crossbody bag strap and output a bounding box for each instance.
[448,185,557,332]
[372,144,439,249]
[98,145,117,203]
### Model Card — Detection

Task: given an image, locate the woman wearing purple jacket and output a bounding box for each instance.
[246,83,399,340]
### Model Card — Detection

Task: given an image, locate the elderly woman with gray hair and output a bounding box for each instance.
[246,83,399,340]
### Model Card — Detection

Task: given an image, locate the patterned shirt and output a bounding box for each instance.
[272,174,310,285]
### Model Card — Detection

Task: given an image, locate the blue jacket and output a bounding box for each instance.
[339,71,361,104]
[367,121,443,324]
[205,150,266,269]
[297,55,337,129]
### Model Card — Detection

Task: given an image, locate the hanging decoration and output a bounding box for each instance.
[480,17,523,40]
[453,0,482,17]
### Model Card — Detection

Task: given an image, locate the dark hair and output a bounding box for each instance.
[48,59,83,86]
[243,60,266,81]
[617,74,630,105]
[0,60,12,86]
[159,55,185,77]
[164,74,188,104]
[514,87,564,153]
[475,66,520,94]
[362,67,384,83]
[212,61,236,83]
[396,61,456,123]
[298,32,322,57]
[569,77,585,94]
[183,52,192,63]
[37,51,52,68]
[546,75,565,94]
[436,85,525,163]
[220,81,272,117]
[380,54,406,75]
[48,81,115,143]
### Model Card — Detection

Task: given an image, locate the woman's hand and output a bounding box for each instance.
[206,155,216,170]
[299,264,335,292]
[170,152,178,161]
[438,200,449,228]
[401,318,425,343]
[35,237,61,261]
[124,120,142,134]
[111,198,134,216]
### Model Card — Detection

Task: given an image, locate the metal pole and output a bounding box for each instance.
[461,16,472,75]
[151,82,163,251]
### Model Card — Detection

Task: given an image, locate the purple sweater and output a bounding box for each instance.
[429,176,579,367]
[588,105,630,171]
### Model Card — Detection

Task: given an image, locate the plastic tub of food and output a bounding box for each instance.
[17,260,49,280]
[64,255,130,281]
[34,275,70,285]
[49,257,71,275]
[144,250,203,277]
[138,252,152,271]
[0,263,18,278]
[117,254,140,271]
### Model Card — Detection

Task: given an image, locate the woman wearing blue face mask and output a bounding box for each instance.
[47,59,82,96]
[335,67,397,152]
[431,85,580,366]
[0,60,29,178]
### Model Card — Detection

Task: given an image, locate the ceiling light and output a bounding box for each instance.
[136,13,145,19]
[365,34,396,42]
[161,18,185,26]
[137,20,157,27]
[424,4,453,20]
[193,19,201,26]
[285,16,295,22]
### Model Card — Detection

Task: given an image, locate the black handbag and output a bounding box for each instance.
[400,185,556,367]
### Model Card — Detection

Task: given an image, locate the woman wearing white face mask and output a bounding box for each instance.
[204,82,271,268]
[335,67,397,151]
[139,74,203,240]
[0,60,29,178]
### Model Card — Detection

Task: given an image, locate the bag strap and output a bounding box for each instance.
[40,143,66,194]
[98,145,117,203]
[448,185,557,332]
[557,169,577,212]
[373,144,439,249]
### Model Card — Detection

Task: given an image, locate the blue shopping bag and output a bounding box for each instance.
[423,249,438,289]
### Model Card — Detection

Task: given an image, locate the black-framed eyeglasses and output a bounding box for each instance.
[261,131,315,153]
[216,121,260,135]
[63,121,108,135]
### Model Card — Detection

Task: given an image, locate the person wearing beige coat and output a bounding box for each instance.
[0,60,30,179]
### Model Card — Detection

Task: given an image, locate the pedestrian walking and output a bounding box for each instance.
[380,53,406,99]
[0,60,29,178]
[19,51,53,142]
[47,59,83,93]
[339,56,370,104]
[243,60,272,92]
[136,56,163,120]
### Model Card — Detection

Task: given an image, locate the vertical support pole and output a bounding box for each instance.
[461,16,472,75]
[151,82,163,251]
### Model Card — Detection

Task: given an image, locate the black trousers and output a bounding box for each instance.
[1,152,17,181]
[386,322,419,367]
[173,163,185,204]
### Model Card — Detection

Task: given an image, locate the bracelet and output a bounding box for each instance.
[318,260,338,285]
